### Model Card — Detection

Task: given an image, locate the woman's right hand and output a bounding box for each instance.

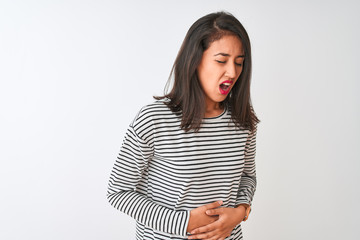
[186,200,223,233]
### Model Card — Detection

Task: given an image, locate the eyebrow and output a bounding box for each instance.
[214,53,245,58]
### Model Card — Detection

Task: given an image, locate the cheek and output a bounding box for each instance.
[198,64,217,84]
[201,64,216,77]
[237,68,244,78]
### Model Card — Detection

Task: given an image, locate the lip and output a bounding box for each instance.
[219,80,233,95]
[220,80,233,85]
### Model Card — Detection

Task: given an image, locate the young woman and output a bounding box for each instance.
[107,11,259,240]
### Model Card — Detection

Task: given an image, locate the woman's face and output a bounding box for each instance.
[197,34,244,108]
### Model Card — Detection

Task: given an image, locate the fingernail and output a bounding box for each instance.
[206,210,210,214]
[217,200,223,205]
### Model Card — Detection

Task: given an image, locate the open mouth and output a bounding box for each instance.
[220,83,231,91]
[219,82,232,95]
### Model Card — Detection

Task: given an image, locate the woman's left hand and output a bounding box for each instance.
[187,206,246,240]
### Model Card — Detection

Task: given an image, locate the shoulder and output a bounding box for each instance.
[130,99,173,128]
[138,99,172,116]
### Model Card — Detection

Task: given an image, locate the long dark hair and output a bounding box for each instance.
[154,11,260,132]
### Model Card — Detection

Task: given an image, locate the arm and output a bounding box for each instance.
[106,113,189,236]
[236,125,258,208]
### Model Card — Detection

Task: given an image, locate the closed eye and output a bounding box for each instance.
[216,60,242,66]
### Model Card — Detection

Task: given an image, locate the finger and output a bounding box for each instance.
[205,236,225,240]
[188,229,218,240]
[203,235,223,240]
[202,235,220,240]
[190,220,218,235]
[203,200,223,210]
[205,207,223,216]
[246,206,251,216]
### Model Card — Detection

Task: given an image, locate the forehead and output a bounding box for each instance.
[206,35,244,55]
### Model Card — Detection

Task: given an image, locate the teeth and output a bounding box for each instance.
[222,83,231,86]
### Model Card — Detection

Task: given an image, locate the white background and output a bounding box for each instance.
[1,0,359,239]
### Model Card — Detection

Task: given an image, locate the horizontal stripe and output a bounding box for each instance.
[107,99,257,239]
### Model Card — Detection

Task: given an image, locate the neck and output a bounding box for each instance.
[204,100,224,118]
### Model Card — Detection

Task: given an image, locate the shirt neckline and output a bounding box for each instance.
[202,106,227,121]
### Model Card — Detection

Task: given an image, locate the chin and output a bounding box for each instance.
[214,97,227,103]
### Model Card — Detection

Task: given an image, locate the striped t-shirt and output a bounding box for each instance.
[107,99,257,239]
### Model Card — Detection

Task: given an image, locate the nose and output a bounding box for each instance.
[225,62,237,79]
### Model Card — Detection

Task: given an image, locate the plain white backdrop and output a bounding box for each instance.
[0,0,359,239]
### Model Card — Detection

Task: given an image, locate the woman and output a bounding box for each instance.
[107,11,259,240]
